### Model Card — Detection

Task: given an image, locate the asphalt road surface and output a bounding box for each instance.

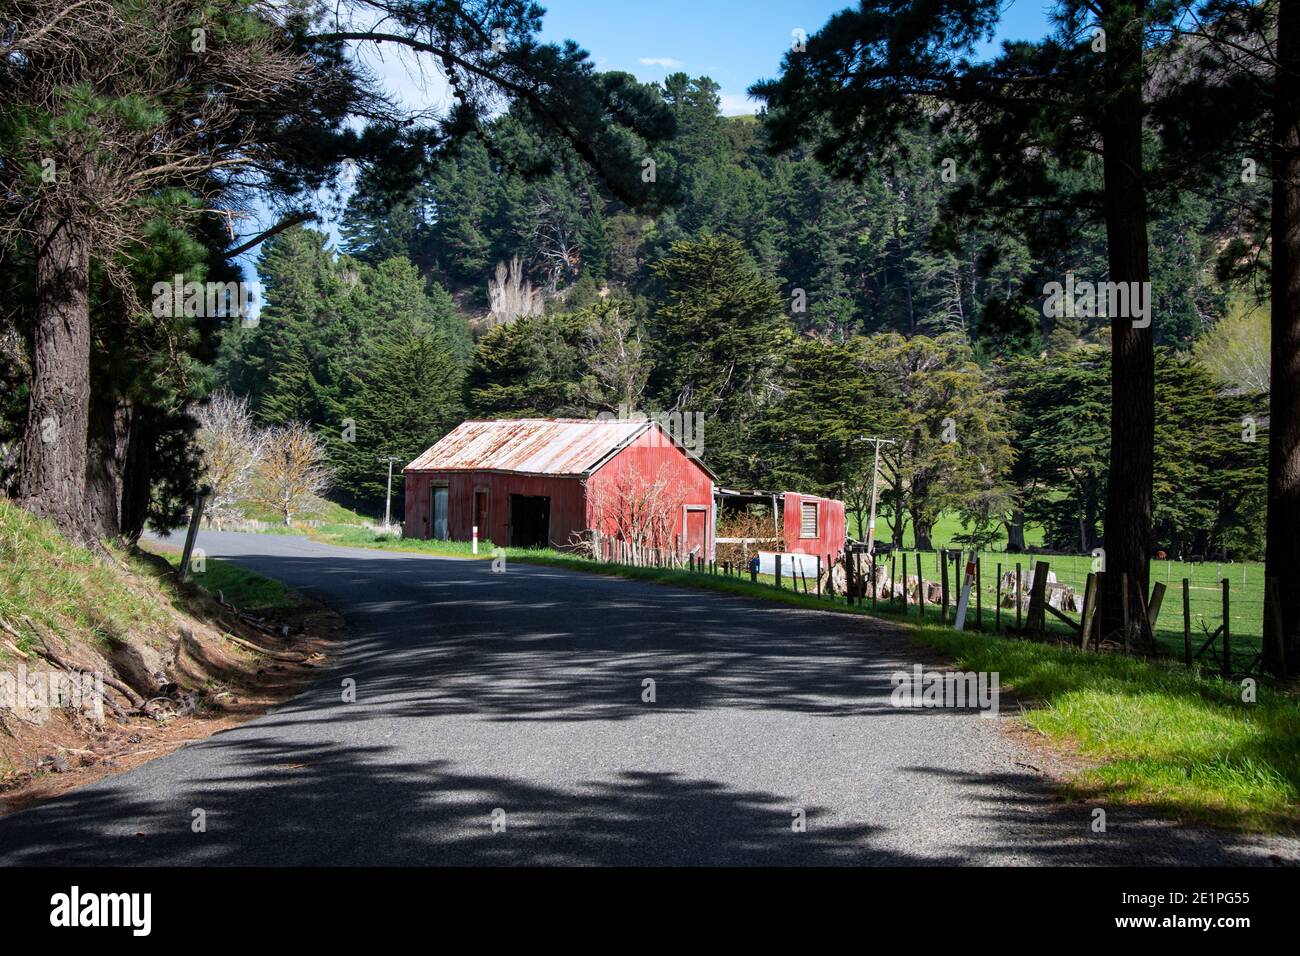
[0,531,1293,866]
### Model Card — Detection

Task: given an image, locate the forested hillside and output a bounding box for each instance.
[211,72,1267,558]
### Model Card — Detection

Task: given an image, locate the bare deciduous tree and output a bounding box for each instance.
[530,195,581,293]
[194,390,263,529]
[252,422,332,527]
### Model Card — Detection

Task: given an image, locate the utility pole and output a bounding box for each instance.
[858,436,895,555]
[380,456,401,530]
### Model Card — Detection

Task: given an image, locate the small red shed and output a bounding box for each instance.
[780,492,848,557]
[715,488,848,559]
[403,418,719,554]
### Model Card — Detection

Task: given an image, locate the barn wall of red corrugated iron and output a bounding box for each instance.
[782,492,847,558]
[403,470,587,548]
[583,428,715,552]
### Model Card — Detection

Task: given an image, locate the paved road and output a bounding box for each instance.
[0,531,1293,866]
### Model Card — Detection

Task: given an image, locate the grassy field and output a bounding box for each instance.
[235,496,374,528]
[850,512,1265,660]
[847,510,1046,549]
[873,549,1267,664]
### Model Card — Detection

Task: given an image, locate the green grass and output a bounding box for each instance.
[236,495,373,527]
[848,509,1047,549]
[158,552,296,611]
[305,523,484,555]
[0,498,171,655]
[914,624,1300,831]
[851,510,1267,659]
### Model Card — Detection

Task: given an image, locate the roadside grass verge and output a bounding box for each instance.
[236,496,371,527]
[304,523,483,556]
[0,500,342,808]
[913,624,1300,832]
[0,499,171,656]
[154,552,296,611]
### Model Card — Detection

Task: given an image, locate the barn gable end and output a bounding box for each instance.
[403,419,716,552]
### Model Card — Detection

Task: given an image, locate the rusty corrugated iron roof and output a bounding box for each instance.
[406,418,657,476]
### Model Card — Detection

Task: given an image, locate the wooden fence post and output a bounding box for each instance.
[1027,561,1050,639]
[870,552,878,609]
[1221,578,1231,679]
[995,562,1002,633]
[1015,562,1022,632]
[177,489,208,584]
[940,550,950,623]
[816,555,822,596]
[901,553,909,613]
[1182,578,1192,666]
[975,556,983,630]
[1080,572,1099,650]
[1146,582,1166,633]
[916,551,925,620]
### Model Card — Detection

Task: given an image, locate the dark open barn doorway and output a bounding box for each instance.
[509,494,550,548]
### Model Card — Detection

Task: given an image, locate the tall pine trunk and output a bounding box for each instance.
[19,212,92,540]
[119,411,154,544]
[85,389,133,541]
[1098,0,1154,644]
[1265,0,1300,675]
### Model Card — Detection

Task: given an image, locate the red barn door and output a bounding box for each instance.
[684,507,708,558]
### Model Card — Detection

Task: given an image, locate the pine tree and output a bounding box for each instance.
[466,312,587,416]
[328,324,465,510]
[648,235,793,480]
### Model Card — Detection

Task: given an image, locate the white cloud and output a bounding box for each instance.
[639,57,684,69]
[718,91,759,116]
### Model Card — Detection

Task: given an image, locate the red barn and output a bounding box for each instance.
[403,418,719,555]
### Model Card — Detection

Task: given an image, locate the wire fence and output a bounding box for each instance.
[957,551,1266,659]
[679,547,1281,676]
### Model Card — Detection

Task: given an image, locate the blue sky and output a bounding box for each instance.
[538,0,1057,114]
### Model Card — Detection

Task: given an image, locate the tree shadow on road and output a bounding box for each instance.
[211,550,948,726]
[902,765,1294,866]
[0,736,941,866]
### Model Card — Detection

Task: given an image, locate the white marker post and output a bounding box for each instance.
[953,549,978,631]
[472,525,479,555]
